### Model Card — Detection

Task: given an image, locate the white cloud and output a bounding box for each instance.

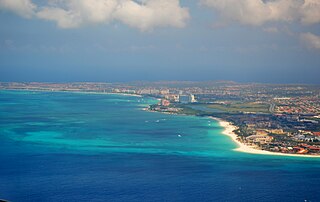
[0,0,189,30]
[201,0,319,26]
[201,0,320,52]
[201,0,272,25]
[0,0,36,18]
[300,0,320,25]
[300,32,320,50]
[114,0,189,31]
[37,0,118,28]
[35,0,189,30]
[37,7,81,28]
[36,0,121,28]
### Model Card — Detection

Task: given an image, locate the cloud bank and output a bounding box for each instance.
[201,0,320,26]
[1,0,319,30]
[0,0,190,31]
[1,0,320,51]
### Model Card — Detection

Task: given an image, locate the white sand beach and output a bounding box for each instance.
[212,117,320,158]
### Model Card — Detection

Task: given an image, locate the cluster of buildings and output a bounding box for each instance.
[274,96,320,115]
[237,127,320,155]
[0,82,112,92]
[229,113,320,155]
[152,94,197,113]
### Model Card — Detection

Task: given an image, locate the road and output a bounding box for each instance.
[269,103,275,113]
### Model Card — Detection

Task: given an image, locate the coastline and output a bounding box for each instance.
[211,117,320,158]
[145,106,320,158]
[0,89,142,97]
[3,89,319,158]
[143,107,188,116]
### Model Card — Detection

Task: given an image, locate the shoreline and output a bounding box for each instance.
[143,107,188,116]
[9,88,317,158]
[0,89,143,97]
[145,107,320,158]
[211,117,320,158]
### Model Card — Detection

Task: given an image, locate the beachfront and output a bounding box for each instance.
[213,117,320,158]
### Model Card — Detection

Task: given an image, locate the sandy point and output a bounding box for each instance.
[211,117,320,158]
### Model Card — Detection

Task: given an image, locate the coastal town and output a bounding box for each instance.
[1,81,320,156]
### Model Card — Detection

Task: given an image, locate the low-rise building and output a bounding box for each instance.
[161,99,170,107]
[246,135,273,144]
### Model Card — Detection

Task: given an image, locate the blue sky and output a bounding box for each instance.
[0,0,319,83]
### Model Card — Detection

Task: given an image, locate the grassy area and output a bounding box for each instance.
[206,102,270,113]
[150,101,270,116]
[173,104,204,116]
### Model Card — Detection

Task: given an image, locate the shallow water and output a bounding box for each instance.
[0,90,319,202]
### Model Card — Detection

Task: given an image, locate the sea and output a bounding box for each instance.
[0,90,319,202]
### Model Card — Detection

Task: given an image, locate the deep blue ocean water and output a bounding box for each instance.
[0,90,320,202]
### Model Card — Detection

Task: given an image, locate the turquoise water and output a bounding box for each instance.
[0,90,320,201]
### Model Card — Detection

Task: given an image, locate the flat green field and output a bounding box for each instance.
[206,102,270,113]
